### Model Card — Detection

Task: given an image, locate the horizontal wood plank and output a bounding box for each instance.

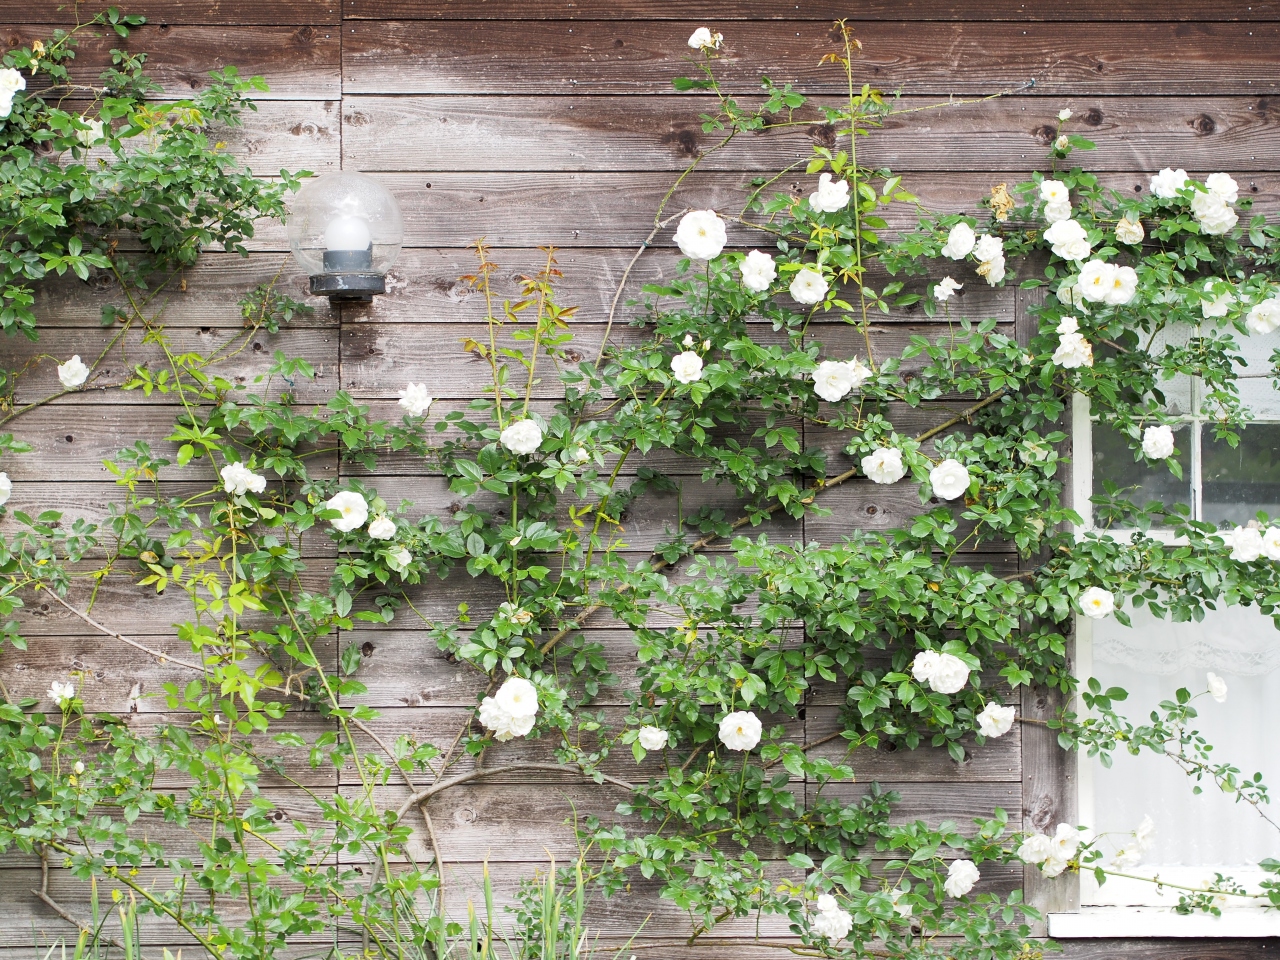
[0,2,338,23]
[342,20,1280,96]
[343,94,1280,173]
[1,24,340,100]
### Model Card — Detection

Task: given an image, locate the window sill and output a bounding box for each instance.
[1049,908,1280,938]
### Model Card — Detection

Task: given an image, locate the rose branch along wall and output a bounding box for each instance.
[0,1,1279,957]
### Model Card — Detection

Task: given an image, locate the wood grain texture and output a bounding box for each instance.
[0,2,339,24]
[341,0,1280,19]
[342,20,1280,96]
[342,94,1280,173]
[1,24,340,100]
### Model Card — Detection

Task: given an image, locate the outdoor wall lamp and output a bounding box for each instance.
[287,172,403,304]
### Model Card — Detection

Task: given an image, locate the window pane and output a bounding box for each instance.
[1091,421,1192,529]
[1087,604,1280,906]
[1227,326,1280,419]
[1202,423,1280,527]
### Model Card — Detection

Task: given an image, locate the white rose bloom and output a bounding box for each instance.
[1262,527,1280,561]
[1079,586,1116,619]
[1206,672,1228,704]
[1201,280,1235,319]
[387,546,412,573]
[367,515,396,540]
[1041,852,1071,878]
[944,860,980,898]
[76,116,105,147]
[1246,297,1280,336]
[1227,525,1264,562]
[1141,424,1175,460]
[0,472,10,507]
[1104,265,1138,306]
[810,901,853,941]
[1017,832,1055,865]
[929,459,971,501]
[1039,179,1069,205]
[1043,200,1072,224]
[688,27,722,50]
[637,725,669,751]
[1190,190,1238,236]
[812,359,859,402]
[789,267,829,305]
[571,446,591,463]
[861,447,905,485]
[1058,107,1073,121]
[500,419,543,455]
[1135,814,1156,850]
[220,461,267,496]
[57,355,89,389]
[1056,316,1079,335]
[1052,332,1094,369]
[890,888,913,918]
[674,209,727,260]
[478,697,533,741]
[739,249,777,292]
[972,234,1003,264]
[398,382,434,416]
[1111,845,1143,869]
[1055,134,1070,151]
[912,650,941,685]
[1077,260,1115,301]
[976,253,1006,286]
[671,350,705,384]
[940,222,977,260]
[1043,219,1091,261]
[1053,822,1081,859]
[1056,279,1089,314]
[326,490,369,532]
[976,702,1016,738]
[1205,172,1239,203]
[934,276,962,302]
[49,680,76,708]
[928,653,971,695]
[682,333,694,347]
[1149,167,1189,199]
[495,676,539,718]
[0,68,24,118]
[809,172,851,213]
[73,760,85,775]
[718,710,762,751]
[1115,215,1145,245]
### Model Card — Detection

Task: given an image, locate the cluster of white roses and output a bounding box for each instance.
[857,446,971,502]
[1225,524,1280,562]
[940,222,1005,285]
[910,650,973,695]
[58,355,89,389]
[1051,316,1092,370]
[1017,823,1082,878]
[0,67,24,119]
[478,675,539,741]
[812,357,871,402]
[808,893,852,941]
[322,490,409,569]
[1151,168,1240,236]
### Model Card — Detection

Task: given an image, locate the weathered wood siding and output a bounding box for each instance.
[0,2,1277,958]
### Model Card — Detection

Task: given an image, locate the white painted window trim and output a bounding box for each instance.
[1051,392,1278,937]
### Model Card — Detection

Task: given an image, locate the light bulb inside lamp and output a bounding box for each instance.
[322,215,373,273]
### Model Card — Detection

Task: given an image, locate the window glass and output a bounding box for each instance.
[1202,423,1280,528]
[1091,421,1192,529]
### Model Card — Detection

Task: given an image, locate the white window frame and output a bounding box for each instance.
[1050,392,1280,938]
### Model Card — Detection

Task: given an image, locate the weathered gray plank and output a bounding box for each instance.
[343,94,1280,173]
[341,20,1280,96]
[341,0,1280,18]
[1,25,340,100]
[816,781,1023,833]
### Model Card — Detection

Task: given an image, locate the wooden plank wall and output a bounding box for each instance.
[0,2,1278,958]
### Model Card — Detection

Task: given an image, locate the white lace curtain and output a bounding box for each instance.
[1090,604,1280,871]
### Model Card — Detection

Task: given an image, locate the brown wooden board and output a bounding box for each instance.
[340,1,1280,20]
[0,2,339,23]
[341,20,1280,96]
[342,94,1280,173]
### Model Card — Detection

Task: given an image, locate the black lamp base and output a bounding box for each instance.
[310,272,386,303]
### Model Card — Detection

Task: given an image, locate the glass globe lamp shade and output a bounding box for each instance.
[287,172,403,302]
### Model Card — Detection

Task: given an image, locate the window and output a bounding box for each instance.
[1052,323,1280,938]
